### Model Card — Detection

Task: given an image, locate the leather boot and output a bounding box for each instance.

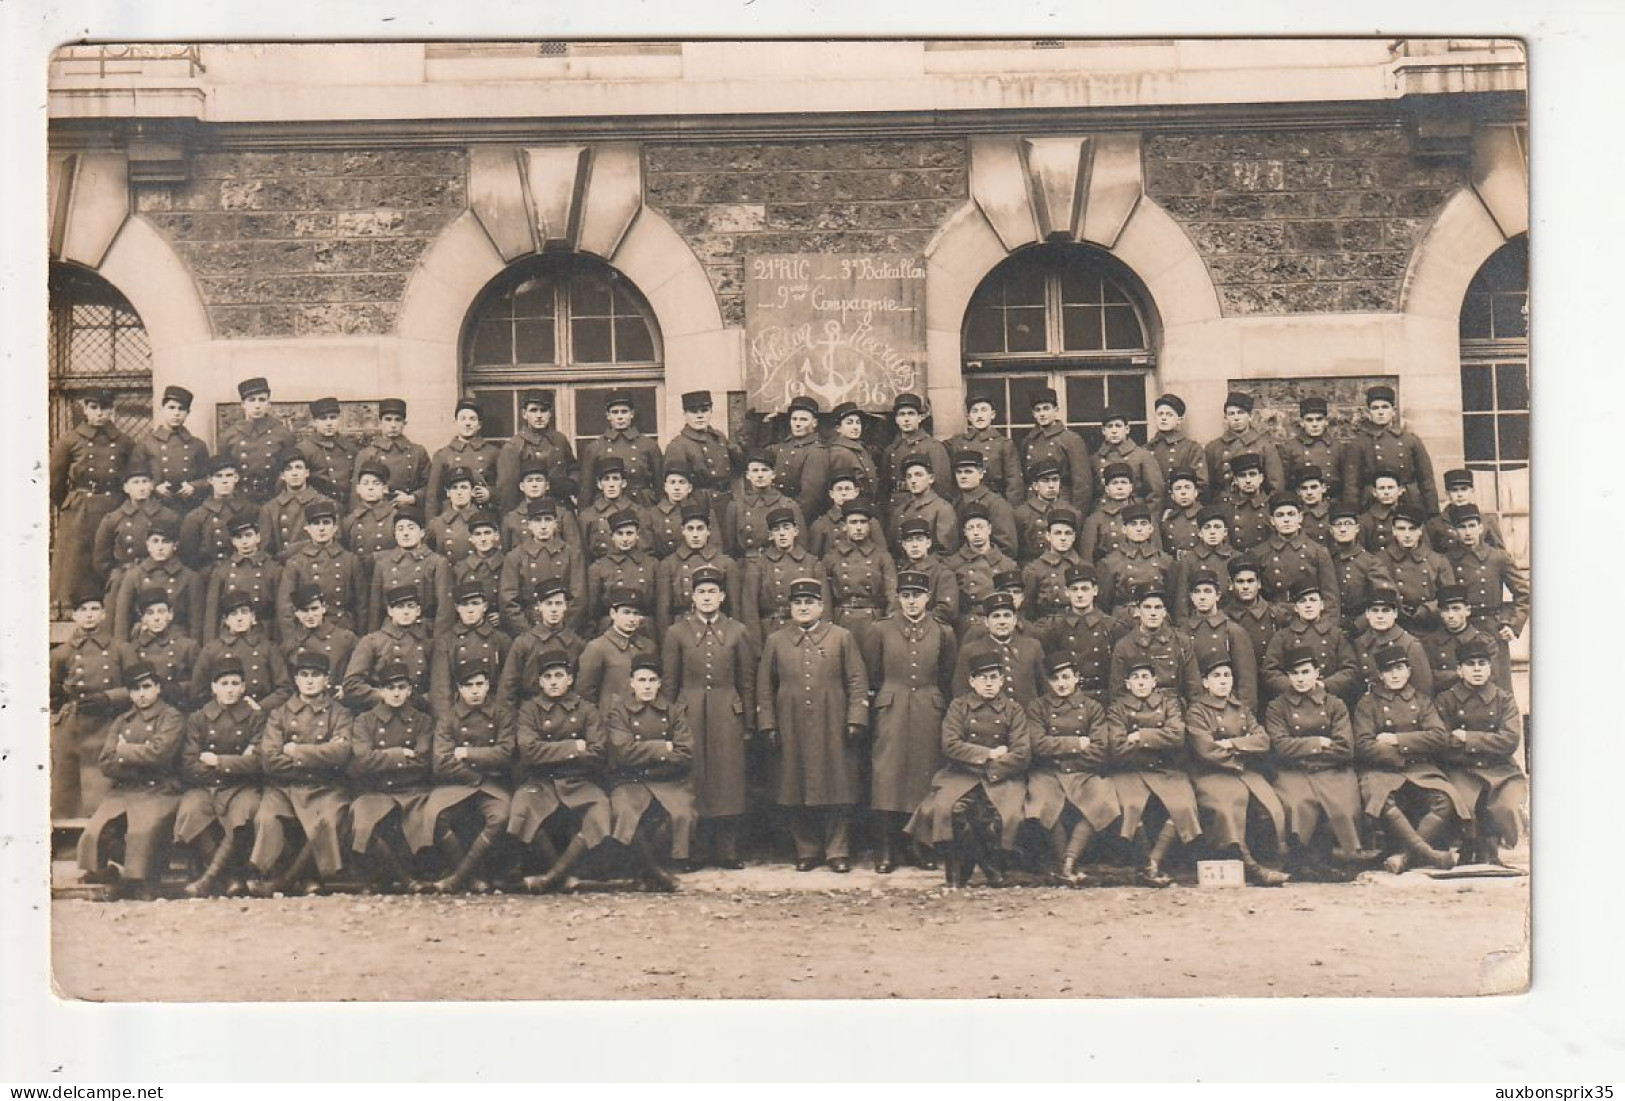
[251,840,316,898]
[434,823,466,879]
[433,831,497,894]
[913,839,938,871]
[936,843,958,887]
[370,836,428,894]
[1238,842,1290,887]
[1415,811,1460,869]
[184,831,240,898]
[523,835,589,894]
[875,829,895,874]
[1059,820,1094,886]
[1382,805,1452,873]
[1138,822,1177,888]
[634,833,680,892]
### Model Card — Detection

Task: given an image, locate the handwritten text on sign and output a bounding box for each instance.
[745,254,926,414]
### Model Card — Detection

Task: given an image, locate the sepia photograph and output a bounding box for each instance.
[36,34,1535,1007]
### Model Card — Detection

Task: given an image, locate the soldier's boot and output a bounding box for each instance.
[634,834,680,893]
[1138,822,1177,888]
[184,832,240,899]
[528,829,561,875]
[1238,841,1291,888]
[935,843,959,888]
[368,836,428,894]
[432,830,498,894]
[913,839,938,871]
[1381,805,1450,874]
[1415,810,1460,870]
[523,835,589,894]
[1059,821,1094,887]
[874,829,896,875]
[251,841,316,898]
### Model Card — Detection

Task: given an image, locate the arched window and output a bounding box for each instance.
[48,262,153,443]
[1459,235,1528,476]
[461,253,663,451]
[961,243,1157,449]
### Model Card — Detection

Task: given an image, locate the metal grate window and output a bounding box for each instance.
[48,263,153,442]
[1459,236,1528,473]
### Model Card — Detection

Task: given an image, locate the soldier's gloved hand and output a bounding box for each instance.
[846,724,865,741]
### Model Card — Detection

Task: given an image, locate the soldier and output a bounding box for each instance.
[1108,584,1197,703]
[660,566,758,869]
[259,450,332,562]
[1358,469,1411,555]
[1024,652,1116,886]
[1022,388,1093,514]
[50,587,129,817]
[134,384,210,516]
[1262,582,1359,704]
[578,458,653,561]
[1352,586,1434,698]
[890,455,961,559]
[1218,453,1272,553]
[826,402,879,501]
[739,507,826,644]
[1341,384,1439,515]
[1257,492,1342,622]
[1022,507,1085,630]
[881,393,952,510]
[124,586,200,708]
[453,511,506,598]
[1294,465,1335,549]
[205,518,280,635]
[1159,469,1205,558]
[756,577,868,872]
[1264,644,1372,876]
[426,398,500,515]
[354,398,431,509]
[1185,655,1290,886]
[951,449,1019,559]
[366,505,453,634]
[1204,390,1284,494]
[496,389,576,514]
[772,395,830,522]
[498,500,585,636]
[1097,502,1174,625]
[1078,462,1141,563]
[179,455,256,579]
[1437,638,1527,866]
[299,396,360,510]
[893,516,960,627]
[861,570,957,873]
[606,656,697,890]
[1278,397,1342,502]
[508,649,612,893]
[948,394,1024,504]
[188,589,291,713]
[1224,559,1288,676]
[1380,504,1454,632]
[500,462,583,556]
[906,650,1032,888]
[345,659,434,893]
[662,390,740,515]
[426,581,512,719]
[50,388,132,614]
[426,466,480,566]
[112,517,202,641]
[822,498,897,657]
[1146,392,1209,504]
[807,471,860,560]
[496,580,587,718]
[577,589,659,715]
[585,509,658,634]
[580,391,662,506]
[953,592,1046,706]
[278,499,366,636]
[1172,507,1237,619]
[279,584,358,692]
[649,465,716,560]
[1427,469,1508,555]
[221,377,297,505]
[655,506,741,639]
[93,455,179,601]
[76,661,183,900]
[1446,504,1529,692]
[1355,643,1466,874]
[1013,459,1067,563]
[1040,565,1123,706]
[941,504,1014,638]
[344,585,434,714]
[1417,585,1496,696]
[1181,569,1260,713]
[249,649,353,896]
[421,660,514,893]
[174,655,264,897]
[1328,502,1394,636]
[725,450,805,562]
[1101,655,1201,887]
[1091,407,1163,506]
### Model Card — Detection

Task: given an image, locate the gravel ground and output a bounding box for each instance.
[52,865,1528,1001]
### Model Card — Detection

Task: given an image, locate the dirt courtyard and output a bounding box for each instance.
[52,867,1528,1001]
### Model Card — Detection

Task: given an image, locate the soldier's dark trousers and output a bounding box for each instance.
[790,806,852,861]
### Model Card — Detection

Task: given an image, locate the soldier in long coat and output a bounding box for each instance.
[1203,391,1285,496]
[299,396,361,511]
[1022,389,1093,513]
[739,508,827,644]
[1180,570,1260,713]
[204,519,281,637]
[1261,582,1359,704]
[280,585,359,693]
[905,651,1032,888]
[881,393,953,507]
[1107,584,1198,703]
[1339,385,1439,515]
[1039,565,1124,705]
[1354,643,1468,875]
[174,655,264,897]
[1436,638,1528,865]
[51,587,131,817]
[133,385,211,516]
[495,580,586,717]
[654,507,742,638]
[1146,393,1210,503]
[76,661,183,899]
[425,398,501,515]
[92,455,179,601]
[953,592,1046,706]
[366,506,453,634]
[822,499,897,658]
[421,661,514,893]
[860,571,957,873]
[508,649,612,893]
[346,660,435,892]
[50,389,132,612]
[756,578,869,872]
[1101,656,1201,887]
[498,498,585,633]
[354,398,431,509]
[1185,656,1290,886]
[220,377,298,505]
[825,403,880,501]
[661,567,758,869]
[278,499,366,636]
[725,452,805,562]
[1446,503,1530,692]
[580,392,663,506]
[772,396,831,522]
[663,390,742,514]
[576,590,660,715]
[947,395,1024,504]
[495,389,577,514]
[1024,652,1118,886]
[187,591,291,713]
[889,455,960,557]
[606,657,695,891]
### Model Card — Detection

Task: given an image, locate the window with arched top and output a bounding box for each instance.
[960,243,1158,449]
[461,253,664,452]
[48,262,153,443]
[1459,235,1528,475]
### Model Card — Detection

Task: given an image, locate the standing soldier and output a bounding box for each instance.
[249,650,353,897]
[756,578,869,872]
[300,397,360,511]
[941,504,1017,639]
[1352,586,1435,698]
[50,388,132,614]
[1146,393,1209,504]
[258,450,330,561]
[278,499,366,636]
[1107,584,1197,703]
[93,455,179,601]
[661,566,758,869]
[426,467,480,566]
[496,581,587,717]
[204,518,280,636]
[1024,652,1117,885]
[1022,389,1093,514]
[1097,503,1174,625]
[578,458,653,561]
[496,389,576,514]
[1013,460,1068,563]
[1358,470,1411,554]
[498,500,585,636]
[655,506,741,639]
[1159,470,1205,558]
[663,390,741,516]
[725,451,804,562]
[1102,655,1201,887]
[807,472,861,560]
[426,399,500,516]
[426,581,512,719]
[1428,469,1508,555]
[772,395,830,522]
[1204,391,1285,495]
[822,499,897,657]
[179,456,256,581]
[580,392,662,506]
[1040,565,1123,706]
[112,517,202,641]
[1380,504,1454,632]
[948,394,1024,505]
[1418,585,1497,696]
[1079,463,1144,563]
[1341,384,1440,515]
[355,398,431,510]
[1022,508,1085,630]
[279,585,359,693]
[740,508,826,645]
[953,592,1046,706]
[501,463,583,555]
[76,661,184,900]
[1172,508,1237,619]
[1328,503,1394,636]
[344,586,435,714]
[576,589,659,715]
[861,570,957,873]
[888,455,960,557]
[452,511,506,598]
[606,657,697,890]
[366,506,453,634]
[421,660,514,893]
[1278,397,1343,502]
[345,659,434,893]
[50,587,127,817]
[1445,504,1529,692]
[1437,638,1528,865]
[123,587,200,708]
[825,403,879,502]
[951,450,1019,560]
[1180,569,1260,713]
[174,655,264,898]
[1224,560,1289,677]
[584,510,658,635]
[135,385,210,516]
[893,516,960,627]
[1218,453,1273,553]
[881,394,952,512]
[1294,467,1336,549]
[907,651,1033,888]
[1257,493,1342,623]
[649,466,717,560]
[221,377,297,505]
[188,590,291,713]
[1091,407,1164,507]
[1262,582,1359,705]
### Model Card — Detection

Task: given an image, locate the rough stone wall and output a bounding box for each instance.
[138,150,467,338]
[1143,127,1468,315]
[645,140,968,327]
